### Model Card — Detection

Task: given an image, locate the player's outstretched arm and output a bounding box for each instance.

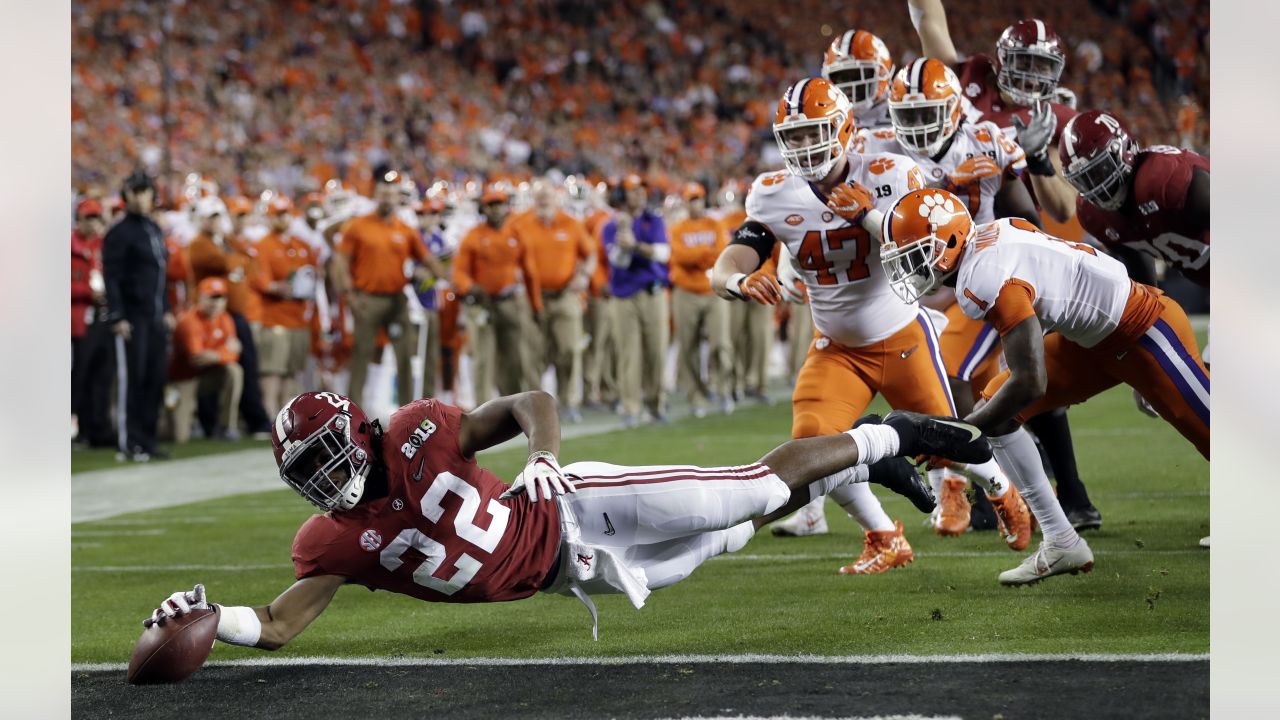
[994,175,1044,227]
[459,390,561,458]
[965,315,1047,434]
[145,575,345,652]
[908,0,959,65]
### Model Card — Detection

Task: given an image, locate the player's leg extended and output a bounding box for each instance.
[1113,300,1209,458]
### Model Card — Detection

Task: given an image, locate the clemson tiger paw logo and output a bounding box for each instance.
[868,157,896,175]
[918,193,957,225]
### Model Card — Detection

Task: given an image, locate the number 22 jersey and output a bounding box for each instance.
[291,399,562,603]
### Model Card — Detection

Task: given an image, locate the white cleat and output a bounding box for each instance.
[998,538,1094,586]
[1199,536,1210,548]
[771,497,829,537]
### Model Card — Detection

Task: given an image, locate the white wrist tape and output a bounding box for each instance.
[861,209,885,242]
[724,273,747,299]
[214,604,263,647]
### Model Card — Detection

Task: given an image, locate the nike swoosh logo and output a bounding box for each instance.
[900,345,917,359]
[934,419,982,442]
[603,513,616,536]
[411,455,427,483]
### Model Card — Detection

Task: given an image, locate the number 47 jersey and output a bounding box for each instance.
[291,399,562,603]
[746,151,926,348]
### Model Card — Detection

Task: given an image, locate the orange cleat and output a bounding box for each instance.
[838,520,914,574]
[988,485,1032,551]
[933,476,971,536]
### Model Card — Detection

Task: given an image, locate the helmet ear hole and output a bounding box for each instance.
[947,234,958,248]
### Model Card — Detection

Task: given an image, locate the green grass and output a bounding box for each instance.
[71,385,1208,663]
[72,437,273,474]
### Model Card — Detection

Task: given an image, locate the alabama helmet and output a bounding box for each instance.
[1058,110,1138,211]
[271,392,375,511]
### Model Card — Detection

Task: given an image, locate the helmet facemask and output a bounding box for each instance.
[774,115,845,182]
[889,96,958,157]
[1063,138,1134,211]
[279,413,371,511]
[824,60,890,112]
[882,235,949,303]
[997,47,1065,106]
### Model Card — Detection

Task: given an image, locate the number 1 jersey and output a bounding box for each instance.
[291,399,562,603]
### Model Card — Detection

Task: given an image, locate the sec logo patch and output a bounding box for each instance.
[359,529,383,552]
[785,214,804,226]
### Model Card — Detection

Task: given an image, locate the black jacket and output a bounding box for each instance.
[102,212,170,324]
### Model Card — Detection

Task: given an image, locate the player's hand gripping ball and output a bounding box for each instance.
[128,584,218,684]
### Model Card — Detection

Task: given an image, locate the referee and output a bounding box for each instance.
[102,171,173,461]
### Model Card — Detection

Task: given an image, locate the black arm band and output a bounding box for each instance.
[729,220,777,270]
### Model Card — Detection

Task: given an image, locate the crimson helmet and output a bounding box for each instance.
[271,392,375,511]
[1058,110,1139,212]
[995,19,1066,106]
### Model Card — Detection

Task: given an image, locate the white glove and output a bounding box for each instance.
[1133,389,1159,418]
[145,583,209,628]
[776,246,808,304]
[500,451,576,503]
[1012,100,1058,161]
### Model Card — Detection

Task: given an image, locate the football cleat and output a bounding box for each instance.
[989,486,1033,551]
[998,538,1094,586]
[1199,536,1210,548]
[838,520,914,575]
[883,410,993,464]
[771,498,829,537]
[934,476,971,536]
[1064,502,1103,531]
[868,456,936,514]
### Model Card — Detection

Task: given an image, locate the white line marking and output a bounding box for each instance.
[74,563,293,573]
[71,529,166,537]
[88,517,218,526]
[660,716,960,720]
[70,651,1209,673]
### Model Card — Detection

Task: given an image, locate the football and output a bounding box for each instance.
[126,608,218,685]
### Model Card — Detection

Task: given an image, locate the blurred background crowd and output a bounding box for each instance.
[70,0,1209,460]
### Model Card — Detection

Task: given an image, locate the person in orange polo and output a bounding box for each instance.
[668,182,732,417]
[452,186,543,404]
[332,171,443,408]
[169,278,243,443]
[255,195,320,415]
[510,178,595,420]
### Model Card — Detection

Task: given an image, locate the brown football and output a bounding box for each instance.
[126,608,218,685]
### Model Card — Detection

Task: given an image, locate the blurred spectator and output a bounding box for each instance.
[71,198,114,448]
[333,171,443,408]
[103,171,173,461]
[452,187,543,403]
[185,195,273,436]
[169,277,243,443]
[413,197,449,398]
[255,195,320,414]
[714,183,770,402]
[667,182,732,417]
[602,175,670,426]
[511,178,596,421]
[581,184,619,409]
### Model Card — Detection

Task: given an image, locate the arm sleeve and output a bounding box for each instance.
[100,225,128,321]
[647,215,671,264]
[728,219,778,269]
[450,235,476,295]
[986,279,1038,336]
[521,241,543,312]
[174,316,204,357]
[187,237,230,279]
[603,220,632,269]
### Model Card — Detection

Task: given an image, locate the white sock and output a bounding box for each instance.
[845,424,900,465]
[989,428,1079,547]
[806,465,870,502]
[830,481,896,532]
[953,458,1010,498]
[927,467,947,499]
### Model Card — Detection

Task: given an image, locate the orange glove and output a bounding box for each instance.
[945,155,1002,189]
[740,269,783,305]
[826,181,875,224]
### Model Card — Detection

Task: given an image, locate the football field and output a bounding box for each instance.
[70,380,1209,718]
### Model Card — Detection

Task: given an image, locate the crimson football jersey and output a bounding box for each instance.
[1075,147,1209,287]
[292,399,561,603]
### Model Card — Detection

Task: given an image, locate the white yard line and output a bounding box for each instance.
[71,651,1208,673]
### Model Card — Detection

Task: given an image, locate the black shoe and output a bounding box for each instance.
[1064,503,1103,531]
[853,414,883,428]
[867,456,935,514]
[969,488,999,531]
[883,410,992,465]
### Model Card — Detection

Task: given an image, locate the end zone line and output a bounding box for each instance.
[71,651,1209,673]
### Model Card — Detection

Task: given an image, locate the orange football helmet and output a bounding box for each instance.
[822,29,894,113]
[773,77,856,182]
[880,188,974,302]
[888,58,965,157]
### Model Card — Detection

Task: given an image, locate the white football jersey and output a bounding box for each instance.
[860,120,1026,225]
[955,218,1131,349]
[746,151,925,347]
[855,101,892,133]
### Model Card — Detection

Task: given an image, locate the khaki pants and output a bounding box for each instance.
[730,300,772,395]
[672,288,732,408]
[537,290,584,408]
[787,302,814,381]
[584,296,619,404]
[172,363,243,443]
[613,289,669,418]
[349,291,413,408]
[465,294,533,404]
[418,309,440,398]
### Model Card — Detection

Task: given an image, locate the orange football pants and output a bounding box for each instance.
[792,310,955,438]
[939,302,1002,399]
[981,296,1208,458]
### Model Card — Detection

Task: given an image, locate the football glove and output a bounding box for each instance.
[826,182,875,224]
[945,155,1003,189]
[1012,100,1058,170]
[500,451,576,503]
[145,583,208,628]
[740,269,783,305]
